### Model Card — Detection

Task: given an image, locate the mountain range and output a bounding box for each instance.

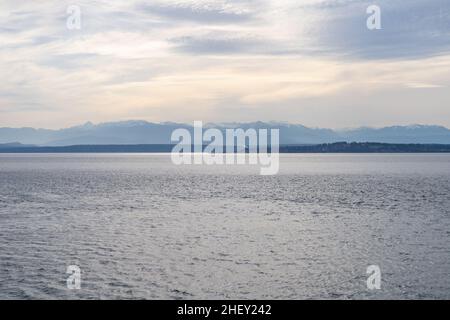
[1,121,450,146]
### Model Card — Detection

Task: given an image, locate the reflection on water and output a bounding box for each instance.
[0,154,449,299]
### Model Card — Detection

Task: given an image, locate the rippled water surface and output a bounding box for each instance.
[0,154,449,299]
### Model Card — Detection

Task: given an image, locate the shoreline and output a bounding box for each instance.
[1,142,450,153]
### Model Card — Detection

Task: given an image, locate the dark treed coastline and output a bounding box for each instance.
[1,142,450,153]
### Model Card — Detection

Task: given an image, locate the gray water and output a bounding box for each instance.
[0,153,449,300]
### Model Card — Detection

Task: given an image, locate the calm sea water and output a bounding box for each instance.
[0,153,449,300]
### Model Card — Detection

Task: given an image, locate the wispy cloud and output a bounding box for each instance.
[138,1,253,24]
[0,0,450,128]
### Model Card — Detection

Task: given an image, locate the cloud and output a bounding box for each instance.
[138,2,253,24]
[405,83,445,89]
[170,34,266,54]
[1,0,450,128]
[303,0,450,59]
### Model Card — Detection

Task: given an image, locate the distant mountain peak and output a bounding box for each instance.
[80,121,94,128]
[1,121,449,146]
[0,142,35,148]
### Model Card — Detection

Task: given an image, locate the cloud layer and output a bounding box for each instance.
[1,0,450,128]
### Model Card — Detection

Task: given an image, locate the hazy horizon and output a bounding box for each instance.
[2,119,450,131]
[2,120,450,146]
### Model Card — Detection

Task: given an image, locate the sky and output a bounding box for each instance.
[0,0,450,129]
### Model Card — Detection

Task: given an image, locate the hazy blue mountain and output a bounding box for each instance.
[0,142,35,149]
[338,125,450,144]
[1,121,449,145]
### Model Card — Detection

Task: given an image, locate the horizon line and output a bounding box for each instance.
[1,120,450,131]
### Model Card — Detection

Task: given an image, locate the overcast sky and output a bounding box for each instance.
[1,0,450,129]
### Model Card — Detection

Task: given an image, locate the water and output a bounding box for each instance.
[0,153,449,299]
